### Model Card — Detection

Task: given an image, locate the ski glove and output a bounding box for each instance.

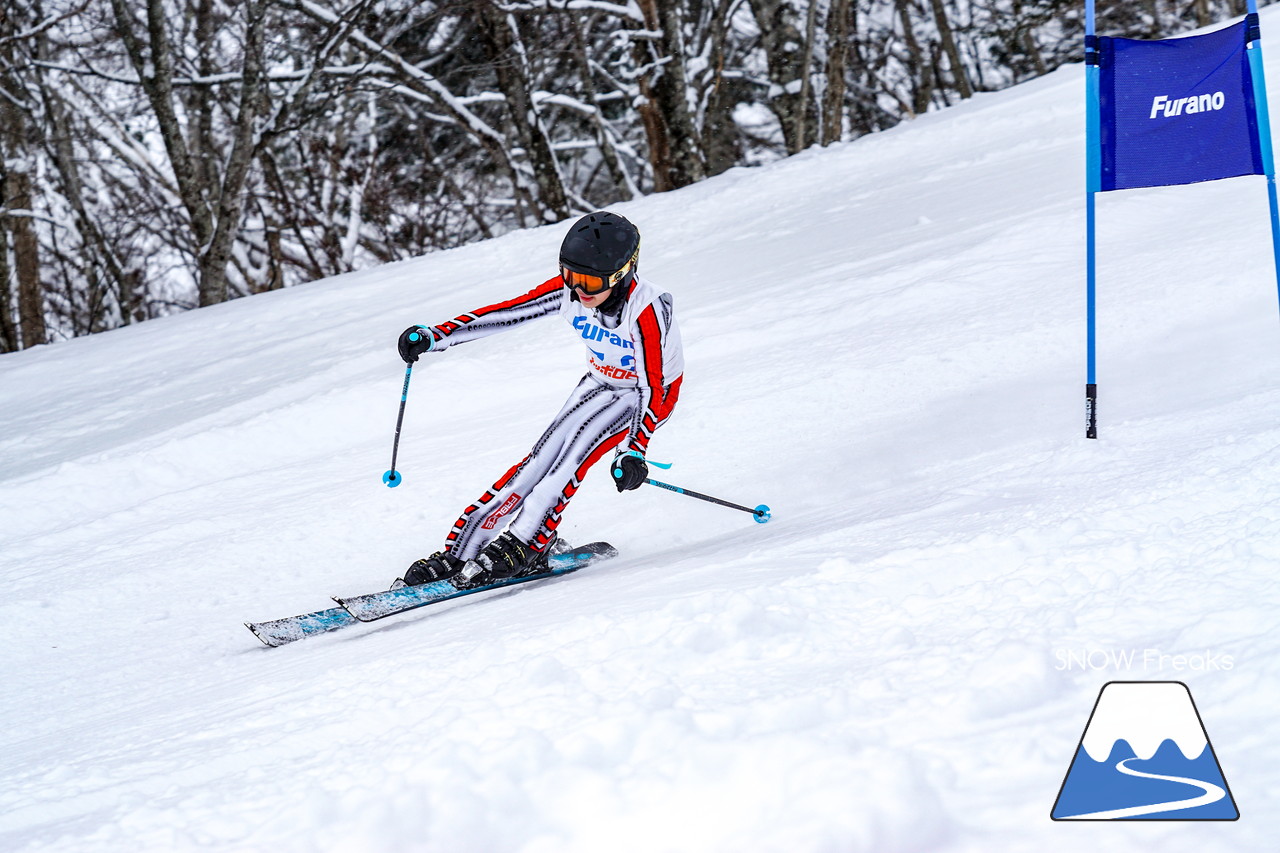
[398,326,435,363]
[611,452,648,492]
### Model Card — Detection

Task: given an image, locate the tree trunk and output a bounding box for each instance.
[0,11,22,351]
[0,147,15,352]
[192,0,220,195]
[895,0,933,117]
[635,0,707,190]
[568,15,641,198]
[8,170,46,348]
[749,0,808,153]
[476,2,569,222]
[1,2,45,348]
[842,5,883,137]
[795,0,823,150]
[700,0,742,176]
[0,221,14,353]
[822,0,852,146]
[1194,0,1211,28]
[1022,28,1047,78]
[1144,0,1163,39]
[108,0,269,308]
[634,64,676,193]
[929,0,972,99]
[1007,1,1047,80]
[197,0,268,306]
[260,148,325,282]
[109,0,217,295]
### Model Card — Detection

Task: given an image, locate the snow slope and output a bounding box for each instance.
[4,17,1280,853]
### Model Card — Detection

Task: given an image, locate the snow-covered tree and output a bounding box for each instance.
[3,0,1270,348]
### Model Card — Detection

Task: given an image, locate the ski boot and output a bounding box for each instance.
[452,532,553,589]
[404,550,466,586]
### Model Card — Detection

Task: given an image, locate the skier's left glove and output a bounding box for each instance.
[611,451,648,492]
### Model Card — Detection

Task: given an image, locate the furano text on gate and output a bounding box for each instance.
[1150,91,1226,119]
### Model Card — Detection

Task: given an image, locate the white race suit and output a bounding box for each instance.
[418,274,684,559]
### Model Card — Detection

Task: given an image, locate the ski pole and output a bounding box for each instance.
[637,475,772,524]
[382,362,413,487]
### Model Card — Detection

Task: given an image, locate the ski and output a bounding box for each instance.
[246,541,618,647]
[336,541,618,621]
[246,605,358,647]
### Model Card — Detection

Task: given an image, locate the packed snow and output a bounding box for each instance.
[5,16,1280,853]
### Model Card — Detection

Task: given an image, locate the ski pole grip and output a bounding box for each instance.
[406,326,435,353]
[612,450,640,479]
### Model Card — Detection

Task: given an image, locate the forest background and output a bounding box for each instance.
[0,0,1255,350]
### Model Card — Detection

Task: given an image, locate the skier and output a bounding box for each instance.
[396,211,684,588]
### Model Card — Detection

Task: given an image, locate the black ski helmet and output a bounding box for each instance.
[559,211,640,293]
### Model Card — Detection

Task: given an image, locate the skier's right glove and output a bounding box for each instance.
[398,325,436,363]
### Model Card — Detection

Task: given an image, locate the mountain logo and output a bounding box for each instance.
[1051,681,1238,820]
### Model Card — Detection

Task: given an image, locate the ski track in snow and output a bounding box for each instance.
[3,14,1280,853]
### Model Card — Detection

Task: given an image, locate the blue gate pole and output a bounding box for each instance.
[1246,1,1280,319]
[1085,0,1101,438]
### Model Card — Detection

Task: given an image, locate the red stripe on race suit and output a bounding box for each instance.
[493,459,525,491]
[637,309,680,418]
[429,278,562,343]
[529,428,628,553]
[636,304,665,390]
[577,429,629,493]
[630,303,681,454]
[469,277,562,319]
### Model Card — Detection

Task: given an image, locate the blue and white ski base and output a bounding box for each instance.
[245,606,357,647]
[246,542,618,647]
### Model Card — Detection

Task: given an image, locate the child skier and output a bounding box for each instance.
[396,211,684,588]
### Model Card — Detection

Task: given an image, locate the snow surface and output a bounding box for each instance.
[5,16,1280,853]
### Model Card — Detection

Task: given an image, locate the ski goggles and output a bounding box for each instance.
[561,248,638,295]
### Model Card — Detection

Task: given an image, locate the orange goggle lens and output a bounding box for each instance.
[562,256,635,296]
[561,267,610,295]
